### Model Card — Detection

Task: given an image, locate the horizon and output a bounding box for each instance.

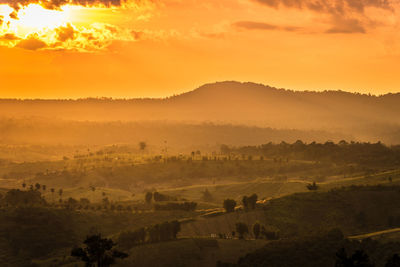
[1,81,399,100]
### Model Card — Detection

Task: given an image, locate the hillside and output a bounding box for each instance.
[1,81,400,144]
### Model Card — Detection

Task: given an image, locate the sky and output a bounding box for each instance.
[1,0,400,98]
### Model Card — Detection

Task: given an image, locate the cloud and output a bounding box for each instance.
[0,22,159,51]
[16,35,48,50]
[326,18,366,33]
[0,0,129,12]
[252,0,395,34]
[56,23,76,42]
[253,0,393,14]
[233,21,302,32]
[0,33,21,40]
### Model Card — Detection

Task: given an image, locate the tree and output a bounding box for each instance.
[90,186,96,202]
[335,248,373,267]
[242,194,257,210]
[223,199,236,213]
[22,182,26,189]
[66,197,78,209]
[139,141,147,151]
[71,234,128,267]
[50,188,55,202]
[307,181,319,191]
[385,254,400,267]
[235,222,249,239]
[253,222,261,239]
[145,192,153,204]
[35,183,41,191]
[58,188,63,201]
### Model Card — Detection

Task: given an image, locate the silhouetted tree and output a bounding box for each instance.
[35,183,41,191]
[145,192,153,204]
[223,199,236,213]
[235,222,249,239]
[58,188,63,201]
[335,248,374,267]
[307,181,319,191]
[139,141,147,151]
[253,222,261,239]
[71,234,128,267]
[385,254,400,267]
[243,194,257,210]
[50,188,55,202]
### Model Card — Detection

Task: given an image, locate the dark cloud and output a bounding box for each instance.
[326,18,366,33]
[131,30,144,40]
[0,33,21,41]
[253,0,393,15]
[252,0,393,34]
[56,23,76,42]
[0,0,126,12]
[233,21,302,32]
[234,21,278,30]
[16,36,48,50]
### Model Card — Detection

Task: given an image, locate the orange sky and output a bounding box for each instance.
[1,0,400,98]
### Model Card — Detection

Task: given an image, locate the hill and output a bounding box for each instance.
[0,81,400,144]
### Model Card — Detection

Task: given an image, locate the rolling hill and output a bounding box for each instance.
[1,81,400,144]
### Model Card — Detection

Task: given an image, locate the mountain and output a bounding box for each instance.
[1,81,400,144]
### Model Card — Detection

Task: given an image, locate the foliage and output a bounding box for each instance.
[3,189,45,206]
[145,192,153,204]
[235,223,248,239]
[71,234,128,267]
[118,220,181,249]
[242,194,257,210]
[253,222,261,239]
[153,192,177,202]
[335,248,374,267]
[222,230,400,267]
[154,202,197,211]
[307,181,319,191]
[221,141,400,168]
[223,199,236,213]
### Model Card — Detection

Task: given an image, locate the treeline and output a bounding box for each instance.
[145,191,178,203]
[223,194,258,213]
[221,141,400,167]
[154,202,197,212]
[118,220,181,249]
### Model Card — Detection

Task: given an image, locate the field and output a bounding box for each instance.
[0,142,399,266]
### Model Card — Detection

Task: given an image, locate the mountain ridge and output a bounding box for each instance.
[0,81,399,144]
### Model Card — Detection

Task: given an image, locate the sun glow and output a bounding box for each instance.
[17,5,70,29]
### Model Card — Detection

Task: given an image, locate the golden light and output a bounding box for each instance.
[14,4,71,33]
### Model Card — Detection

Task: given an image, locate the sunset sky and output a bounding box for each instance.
[1,0,400,98]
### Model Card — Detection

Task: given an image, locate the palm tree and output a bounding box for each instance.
[59,188,63,202]
[22,182,26,190]
[90,186,96,202]
[51,188,55,203]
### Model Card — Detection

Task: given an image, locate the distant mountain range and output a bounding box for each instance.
[1,81,399,144]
